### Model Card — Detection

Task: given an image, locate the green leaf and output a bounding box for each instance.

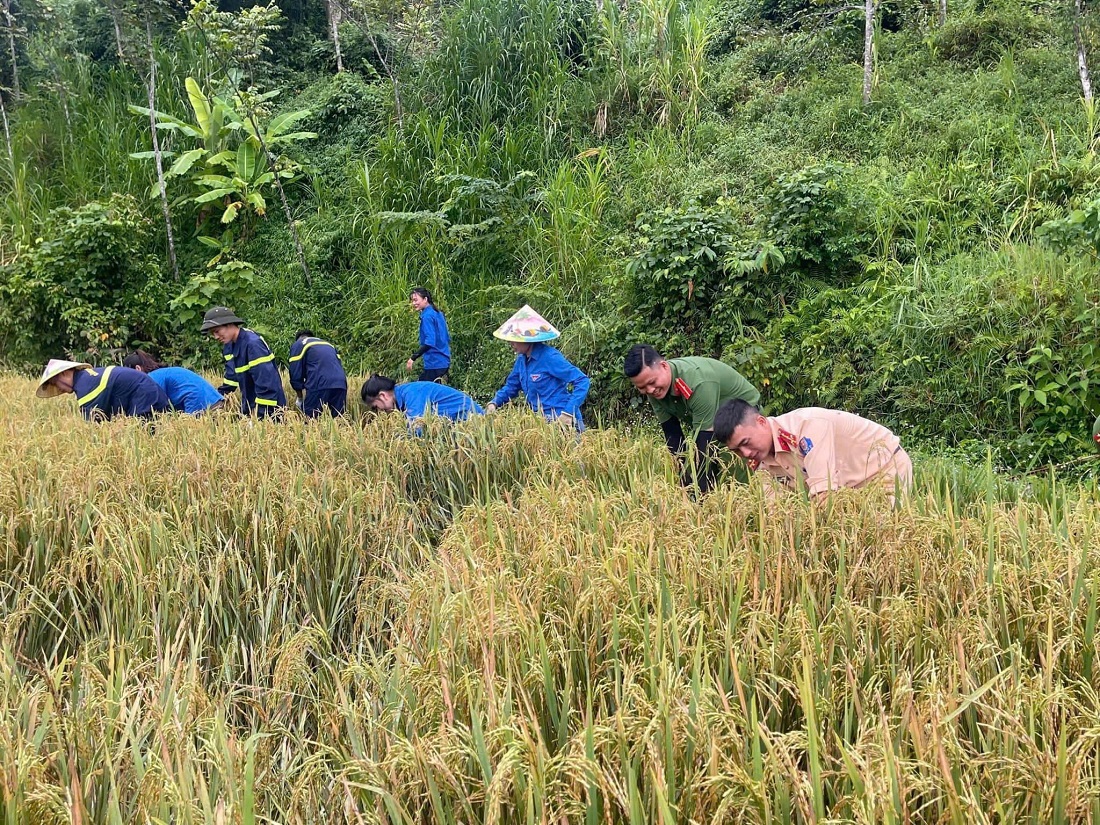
[194,188,237,204]
[186,77,214,141]
[221,203,241,224]
[168,148,208,177]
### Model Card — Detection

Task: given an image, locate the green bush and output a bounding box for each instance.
[931,9,1052,67]
[0,195,169,367]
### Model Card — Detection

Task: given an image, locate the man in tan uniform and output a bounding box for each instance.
[713,400,913,504]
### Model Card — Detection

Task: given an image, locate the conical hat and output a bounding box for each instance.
[36,359,91,398]
[1093,413,1100,447]
[493,305,560,343]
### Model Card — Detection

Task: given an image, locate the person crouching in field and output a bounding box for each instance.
[200,306,286,419]
[37,359,170,421]
[486,305,590,431]
[360,375,483,430]
[714,400,913,506]
[624,344,760,494]
[123,350,224,415]
[288,330,348,418]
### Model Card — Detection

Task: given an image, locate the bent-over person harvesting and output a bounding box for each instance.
[714,400,913,505]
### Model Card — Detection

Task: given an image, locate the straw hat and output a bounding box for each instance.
[492,305,560,343]
[36,359,91,398]
[199,306,245,332]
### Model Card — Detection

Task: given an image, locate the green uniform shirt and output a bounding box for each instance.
[648,357,760,433]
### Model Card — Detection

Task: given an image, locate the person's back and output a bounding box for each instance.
[149,366,223,415]
[288,333,348,417]
[72,366,170,420]
[395,382,483,422]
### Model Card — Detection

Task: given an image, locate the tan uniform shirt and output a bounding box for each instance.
[751,408,904,497]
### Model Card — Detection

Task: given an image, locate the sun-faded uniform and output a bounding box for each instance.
[749,407,912,504]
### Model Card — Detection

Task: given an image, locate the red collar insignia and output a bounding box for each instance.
[673,378,693,400]
[776,428,798,453]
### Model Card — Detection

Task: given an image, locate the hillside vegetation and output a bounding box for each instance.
[0,0,1099,469]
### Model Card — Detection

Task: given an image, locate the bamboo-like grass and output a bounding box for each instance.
[1,375,1098,823]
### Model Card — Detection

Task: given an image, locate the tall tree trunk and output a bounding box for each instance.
[108,4,125,59]
[146,15,179,281]
[1076,0,1093,104]
[0,87,13,169]
[327,0,344,73]
[329,0,403,126]
[2,1,19,101]
[862,0,876,106]
[939,0,947,27]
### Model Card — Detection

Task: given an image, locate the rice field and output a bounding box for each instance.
[2,374,1100,823]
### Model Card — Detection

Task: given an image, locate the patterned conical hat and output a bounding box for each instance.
[1094,414,1100,447]
[36,359,91,398]
[493,305,560,343]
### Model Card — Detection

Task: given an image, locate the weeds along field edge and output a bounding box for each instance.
[1,375,1100,822]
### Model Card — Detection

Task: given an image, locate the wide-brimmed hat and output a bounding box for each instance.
[36,359,91,398]
[199,306,245,332]
[492,305,560,343]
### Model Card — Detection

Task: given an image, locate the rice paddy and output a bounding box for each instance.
[2,374,1100,823]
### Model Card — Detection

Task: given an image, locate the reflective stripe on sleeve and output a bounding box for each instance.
[254,397,278,406]
[76,366,114,407]
[235,353,275,373]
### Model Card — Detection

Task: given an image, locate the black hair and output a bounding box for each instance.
[624,344,664,378]
[296,329,314,340]
[360,374,397,404]
[410,287,433,304]
[714,400,760,444]
[122,350,164,372]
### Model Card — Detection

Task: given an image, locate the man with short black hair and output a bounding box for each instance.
[288,329,348,418]
[714,400,912,505]
[624,344,760,492]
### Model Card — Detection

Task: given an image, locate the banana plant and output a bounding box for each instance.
[130,76,317,226]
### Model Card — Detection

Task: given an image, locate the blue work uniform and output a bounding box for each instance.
[148,367,223,415]
[288,336,348,417]
[72,366,170,421]
[395,382,483,423]
[414,305,451,377]
[221,327,286,418]
[491,342,590,429]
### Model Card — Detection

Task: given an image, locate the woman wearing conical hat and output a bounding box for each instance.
[486,305,590,431]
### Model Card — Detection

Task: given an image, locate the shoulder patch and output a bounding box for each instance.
[798,436,813,456]
[673,378,693,400]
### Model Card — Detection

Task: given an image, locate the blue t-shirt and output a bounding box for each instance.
[149,367,223,414]
[394,382,482,423]
[418,306,452,370]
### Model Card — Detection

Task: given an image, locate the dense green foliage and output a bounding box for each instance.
[1,0,1099,465]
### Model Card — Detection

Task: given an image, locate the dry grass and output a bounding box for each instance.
[1,375,1099,823]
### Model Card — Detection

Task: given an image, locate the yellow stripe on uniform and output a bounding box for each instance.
[76,366,114,407]
[254,397,278,406]
[223,379,239,388]
[288,339,334,362]
[235,353,275,374]
[223,353,234,361]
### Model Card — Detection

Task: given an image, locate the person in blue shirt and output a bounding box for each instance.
[486,305,590,431]
[122,350,225,415]
[361,375,483,427]
[36,359,170,421]
[405,288,451,383]
[288,329,348,418]
[200,306,287,419]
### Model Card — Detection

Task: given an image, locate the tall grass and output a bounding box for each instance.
[2,374,1099,822]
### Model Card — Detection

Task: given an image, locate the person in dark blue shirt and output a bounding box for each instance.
[361,375,482,428]
[37,359,170,421]
[405,288,451,383]
[288,329,348,418]
[200,306,287,419]
[123,350,225,415]
[486,305,590,430]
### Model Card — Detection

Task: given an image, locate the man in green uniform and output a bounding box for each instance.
[624,344,760,493]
